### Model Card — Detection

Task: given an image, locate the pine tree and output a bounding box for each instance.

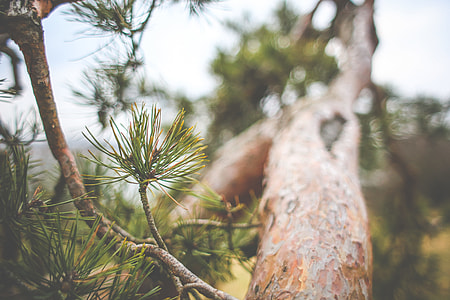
[6,0,444,299]
[1,1,253,299]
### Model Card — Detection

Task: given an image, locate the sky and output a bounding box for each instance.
[1,0,449,143]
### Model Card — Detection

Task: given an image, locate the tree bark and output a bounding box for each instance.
[246,103,371,299]
[2,0,117,238]
[3,0,377,298]
[248,1,376,298]
[1,3,242,299]
[179,1,377,298]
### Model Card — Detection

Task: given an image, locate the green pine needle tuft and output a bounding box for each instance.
[82,103,207,193]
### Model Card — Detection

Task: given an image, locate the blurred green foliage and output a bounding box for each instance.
[358,89,450,300]
[193,2,450,299]
[202,2,338,150]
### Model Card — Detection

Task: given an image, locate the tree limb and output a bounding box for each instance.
[173,0,377,298]
[291,0,324,41]
[4,0,133,243]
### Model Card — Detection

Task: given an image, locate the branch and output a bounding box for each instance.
[128,243,239,300]
[291,0,324,41]
[175,219,261,230]
[137,182,184,295]
[5,4,133,243]
[3,2,239,299]
[111,223,155,244]
[139,183,168,251]
[181,283,208,299]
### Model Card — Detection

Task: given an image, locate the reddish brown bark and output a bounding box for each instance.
[180,1,377,298]
[3,1,115,238]
[2,4,239,299]
[246,101,372,299]
[247,1,376,298]
[3,0,155,244]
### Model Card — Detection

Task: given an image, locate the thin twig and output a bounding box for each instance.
[138,182,168,251]
[110,223,155,244]
[175,219,261,230]
[138,182,184,295]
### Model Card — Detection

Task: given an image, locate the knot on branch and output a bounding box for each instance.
[320,114,346,152]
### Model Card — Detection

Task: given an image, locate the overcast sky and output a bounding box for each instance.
[1,0,449,142]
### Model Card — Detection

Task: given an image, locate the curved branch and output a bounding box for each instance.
[5,7,129,242]
[291,0,324,41]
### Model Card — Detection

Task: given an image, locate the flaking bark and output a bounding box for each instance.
[179,1,377,298]
[247,1,376,298]
[3,0,377,298]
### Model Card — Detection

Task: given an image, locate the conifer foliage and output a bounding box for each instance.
[5,0,446,299]
[0,106,256,299]
[1,0,250,299]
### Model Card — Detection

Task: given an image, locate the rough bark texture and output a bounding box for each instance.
[247,101,371,299]
[178,1,377,298]
[247,1,377,298]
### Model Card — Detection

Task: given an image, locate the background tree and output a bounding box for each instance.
[360,88,450,300]
[182,2,449,299]
[178,0,376,297]
[202,1,338,150]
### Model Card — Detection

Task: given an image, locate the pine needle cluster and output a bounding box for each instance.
[1,105,257,299]
[0,129,160,299]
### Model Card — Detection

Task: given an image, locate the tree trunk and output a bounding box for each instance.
[246,103,371,299]
[177,1,377,298]
[246,2,376,298]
